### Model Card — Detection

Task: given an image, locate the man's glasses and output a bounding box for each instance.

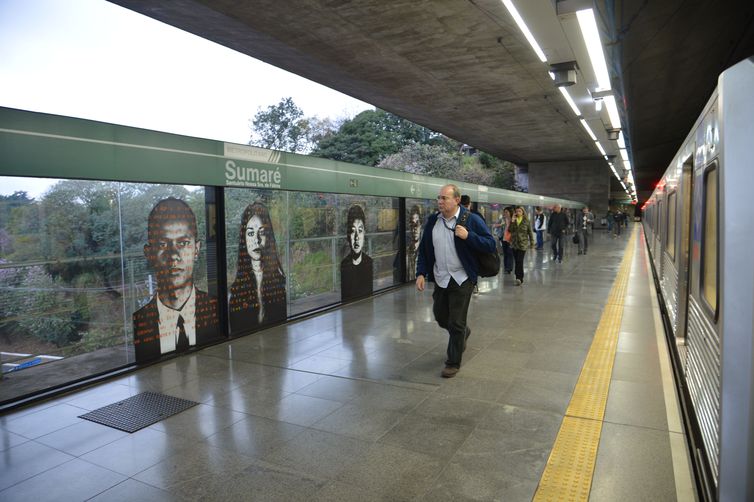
[436,195,455,201]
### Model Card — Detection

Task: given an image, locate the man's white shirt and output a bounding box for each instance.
[156,286,197,354]
[432,208,469,288]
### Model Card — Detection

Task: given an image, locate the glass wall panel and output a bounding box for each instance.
[0,177,218,402]
[405,198,436,281]
[225,188,288,336]
[288,192,337,316]
[131,189,220,363]
[338,195,400,301]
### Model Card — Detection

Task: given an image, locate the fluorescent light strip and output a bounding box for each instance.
[617,130,626,148]
[608,163,620,180]
[576,9,611,91]
[580,119,597,141]
[596,142,606,155]
[502,0,547,62]
[558,87,581,116]
[604,95,621,129]
[620,149,628,161]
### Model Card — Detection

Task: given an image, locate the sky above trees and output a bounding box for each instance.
[0,0,373,197]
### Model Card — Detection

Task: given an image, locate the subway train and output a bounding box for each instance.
[641,57,753,501]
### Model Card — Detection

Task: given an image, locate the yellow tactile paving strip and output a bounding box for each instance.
[534,229,636,501]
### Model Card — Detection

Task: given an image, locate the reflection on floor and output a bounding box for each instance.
[0,226,685,501]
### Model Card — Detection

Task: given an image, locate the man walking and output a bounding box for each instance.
[533,206,546,250]
[416,184,496,378]
[575,206,594,255]
[547,204,569,263]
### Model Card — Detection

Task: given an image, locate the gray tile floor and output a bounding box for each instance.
[0,225,691,501]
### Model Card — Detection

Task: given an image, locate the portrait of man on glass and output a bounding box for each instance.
[132,197,219,362]
[406,204,424,281]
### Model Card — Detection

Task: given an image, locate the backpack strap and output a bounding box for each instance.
[457,210,470,227]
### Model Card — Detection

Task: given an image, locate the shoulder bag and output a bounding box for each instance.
[457,212,500,277]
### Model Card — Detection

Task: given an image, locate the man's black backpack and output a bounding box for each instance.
[456,211,500,277]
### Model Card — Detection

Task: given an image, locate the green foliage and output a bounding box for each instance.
[378,143,460,178]
[67,325,121,355]
[312,109,445,166]
[288,192,336,239]
[12,266,79,346]
[378,144,509,187]
[474,151,518,190]
[250,97,311,152]
[289,245,333,299]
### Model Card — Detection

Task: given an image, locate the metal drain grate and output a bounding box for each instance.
[78,392,199,433]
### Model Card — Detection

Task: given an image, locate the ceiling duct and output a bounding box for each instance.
[549,61,578,87]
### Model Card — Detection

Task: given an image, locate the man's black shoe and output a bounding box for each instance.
[441,366,459,378]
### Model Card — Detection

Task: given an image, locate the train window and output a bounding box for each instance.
[666,191,676,260]
[702,164,718,314]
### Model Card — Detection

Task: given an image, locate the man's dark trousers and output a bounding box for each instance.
[551,233,565,261]
[432,278,474,368]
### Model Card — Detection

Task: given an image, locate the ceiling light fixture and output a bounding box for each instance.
[617,131,626,149]
[558,87,581,115]
[576,8,611,91]
[609,163,618,176]
[596,142,606,156]
[502,0,547,62]
[580,119,597,141]
[620,149,628,161]
[603,95,621,129]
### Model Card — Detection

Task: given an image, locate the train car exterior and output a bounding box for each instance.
[642,57,754,501]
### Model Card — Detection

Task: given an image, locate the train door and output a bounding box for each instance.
[676,157,694,344]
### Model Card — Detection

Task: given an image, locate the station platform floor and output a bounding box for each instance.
[0,224,697,501]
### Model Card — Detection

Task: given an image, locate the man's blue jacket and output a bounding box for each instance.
[416,206,497,285]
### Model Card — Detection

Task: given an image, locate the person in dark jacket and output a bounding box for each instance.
[500,207,515,274]
[533,206,546,250]
[547,204,569,263]
[416,184,496,378]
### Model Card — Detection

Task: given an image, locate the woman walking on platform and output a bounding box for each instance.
[509,206,535,285]
[500,207,514,274]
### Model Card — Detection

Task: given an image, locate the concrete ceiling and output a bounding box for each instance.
[109,0,754,202]
[603,0,754,200]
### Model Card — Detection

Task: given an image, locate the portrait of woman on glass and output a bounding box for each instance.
[229,202,287,333]
[341,204,373,301]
